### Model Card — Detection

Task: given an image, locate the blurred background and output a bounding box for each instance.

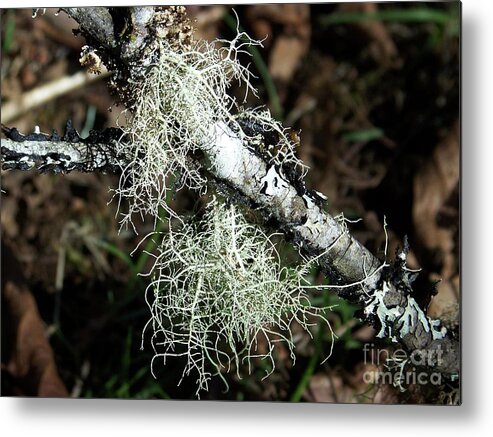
[1,2,459,402]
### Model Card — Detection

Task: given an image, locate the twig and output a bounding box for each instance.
[61,7,117,51]
[1,123,121,173]
[1,70,110,123]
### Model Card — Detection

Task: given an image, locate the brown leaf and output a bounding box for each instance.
[246,4,310,95]
[188,6,226,42]
[372,384,400,404]
[304,364,399,404]
[428,274,459,329]
[1,244,68,397]
[246,4,310,34]
[305,372,349,403]
[269,36,307,83]
[413,121,460,278]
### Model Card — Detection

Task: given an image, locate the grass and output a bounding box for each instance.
[290,315,326,402]
[80,105,97,139]
[86,325,171,399]
[320,6,458,27]
[2,10,16,53]
[51,214,175,399]
[99,328,170,399]
[290,271,361,402]
[94,239,134,270]
[341,128,384,143]
[52,264,172,399]
[320,4,460,45]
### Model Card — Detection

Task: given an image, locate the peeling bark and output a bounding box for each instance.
[206,122,382,291]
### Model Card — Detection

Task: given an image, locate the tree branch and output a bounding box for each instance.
[1,120,459,375]
[61,7,117,51]
[1,123,121,173]
[1,6,459,377]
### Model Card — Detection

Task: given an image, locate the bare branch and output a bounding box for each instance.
[61,7,117,51]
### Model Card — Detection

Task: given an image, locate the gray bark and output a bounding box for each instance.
[61,7,117,50]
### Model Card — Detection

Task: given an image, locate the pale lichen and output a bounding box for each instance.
[140,199,333,395]
[364,279,447,343]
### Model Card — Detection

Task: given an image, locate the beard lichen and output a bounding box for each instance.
[111,8,332,395]
[114,31,259,229]
[114,25,304,230]
[141,199,332,395]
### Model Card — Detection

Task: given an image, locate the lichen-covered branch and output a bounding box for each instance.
[205,122,382,290]
[202,122,459,376]
[1,123,121,173]
[1,120,459,375]
[1,6,459,378]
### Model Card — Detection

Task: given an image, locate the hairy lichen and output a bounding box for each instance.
[110,9,333,394]
[140,199,332,395]
[114,30,259,228]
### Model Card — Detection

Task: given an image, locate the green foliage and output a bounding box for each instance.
[342,128,384,143]
[319,6,458,28]
[2,10,16,53]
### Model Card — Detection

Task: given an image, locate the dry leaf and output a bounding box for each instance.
[2,244,68,397]
[428,274,459,329]
[269,36,307,83]
[413,120,459,278]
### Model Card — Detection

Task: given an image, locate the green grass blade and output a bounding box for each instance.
[2,11,16,53]
[94,239,135,270]
[290,322,324,402]
[320,7,455,27]
[341,128,384,143]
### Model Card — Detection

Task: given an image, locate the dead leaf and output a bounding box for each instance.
[306,372,344,403]
[372,384,400,404]
[189,6,226,42]
[1,243,68,397]
[413,120,459,278]
[246,4,310,36]
[269,36,307,83]
[246,4,310,97]
[428,273,459,329]
[304,364,399,404]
